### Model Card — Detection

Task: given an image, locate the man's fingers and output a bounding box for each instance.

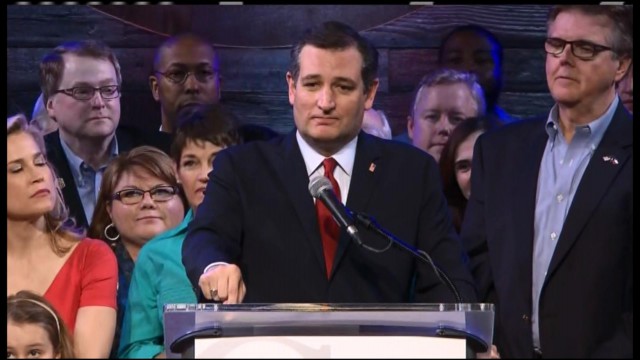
[198,273,219,300]
[198,264,244,303]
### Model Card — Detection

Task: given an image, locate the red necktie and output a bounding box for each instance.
[316,157,341,278]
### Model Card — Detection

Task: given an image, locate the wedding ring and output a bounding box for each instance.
[210,288,218,299]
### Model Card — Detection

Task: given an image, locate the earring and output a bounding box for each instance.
[104,223,120,242]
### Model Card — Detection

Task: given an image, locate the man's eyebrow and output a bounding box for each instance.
[300,74,321,81]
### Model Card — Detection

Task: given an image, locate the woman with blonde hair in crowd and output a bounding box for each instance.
[7,114,117,358]
[8,290,75,358]
[87,145,186,357]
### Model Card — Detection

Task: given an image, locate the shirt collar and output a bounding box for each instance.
[296,131,357,177]
[58,132,119,174]
[545,96,618,145]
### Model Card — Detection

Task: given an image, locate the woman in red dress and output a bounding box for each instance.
[7,114,118,358]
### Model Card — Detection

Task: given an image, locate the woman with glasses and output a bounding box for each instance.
[7,114,118,358]
[87,145,186,357]
[118,104,241,359]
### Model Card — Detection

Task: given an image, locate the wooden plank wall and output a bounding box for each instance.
[7,5,555,136]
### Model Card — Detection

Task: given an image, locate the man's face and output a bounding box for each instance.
[546,10,630,109]
[150,38,220,130]
[46,54,120,140]
[440,30,501,104]
[287,45,378,156]
[408,83,479,162]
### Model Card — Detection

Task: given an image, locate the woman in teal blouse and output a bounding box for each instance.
[118,104,241,358]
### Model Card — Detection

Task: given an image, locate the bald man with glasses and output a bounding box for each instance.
[149,33,222,134]
[149,33,278,142]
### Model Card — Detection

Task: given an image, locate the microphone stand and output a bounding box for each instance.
[350,211,463,303]
[348,212,490,355]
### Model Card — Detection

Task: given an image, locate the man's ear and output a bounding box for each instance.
[614,55,632,83]
[407,115,414,140]
[149,75,160,102]
[286,72,296,106]
[364,78,380,110]
[46,97,57,122]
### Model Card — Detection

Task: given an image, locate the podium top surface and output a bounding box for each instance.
[164,303,495,357]
[165,303,494,313]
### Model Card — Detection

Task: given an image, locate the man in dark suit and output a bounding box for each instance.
[462,5,632,358]
[182,21,477,305]
[40,40,171,229]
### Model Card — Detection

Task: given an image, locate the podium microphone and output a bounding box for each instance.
[308,176,462,303]
[308,176,363,246]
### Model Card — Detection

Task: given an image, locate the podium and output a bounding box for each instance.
[164,303,494,358]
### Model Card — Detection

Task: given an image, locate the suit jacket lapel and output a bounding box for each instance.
[332,133,382,276]
[115,127,134,152]
[547,104,632,277]
[511,124,548,288]
[46,132,88,228]
[274,132,327,274]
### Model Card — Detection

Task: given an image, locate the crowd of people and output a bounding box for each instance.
[7,5,632,359]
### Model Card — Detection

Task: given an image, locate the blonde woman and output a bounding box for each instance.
[7,114,117,358]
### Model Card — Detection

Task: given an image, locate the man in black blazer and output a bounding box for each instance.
[44,126,171,229]
[40,39,171,229]
[462,5,633,358]
[182,21,477,305]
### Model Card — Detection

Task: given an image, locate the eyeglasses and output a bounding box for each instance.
[154,69,218,85]
[111,185,179,205]
[54,85,121,101]
[544,38,614,61]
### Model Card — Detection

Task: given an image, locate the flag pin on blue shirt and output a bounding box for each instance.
[369,163,376,172]
[602,156,619,165]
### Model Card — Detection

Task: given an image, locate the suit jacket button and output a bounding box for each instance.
[522,314,530,322]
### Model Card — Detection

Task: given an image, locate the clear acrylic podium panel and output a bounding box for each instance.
[164,303,494,358]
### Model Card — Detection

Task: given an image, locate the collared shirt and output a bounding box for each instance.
[296,131,357,204]
[59,133,118,223]
[531,97,618,348]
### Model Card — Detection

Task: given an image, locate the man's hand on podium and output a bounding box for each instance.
[199,264,246,304]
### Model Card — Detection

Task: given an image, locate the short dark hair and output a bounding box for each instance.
[547,5,633,60]
[153,32,219,72]
[438,24,504,68]
[171,104,241,166]
[39,40,122,103]
[288,21,379,93]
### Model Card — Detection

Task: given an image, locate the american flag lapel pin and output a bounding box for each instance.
[369,162,376,173]
[602,156,619,165]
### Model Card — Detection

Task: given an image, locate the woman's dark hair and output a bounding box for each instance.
[171,103,241,165]
[439,116,497,233]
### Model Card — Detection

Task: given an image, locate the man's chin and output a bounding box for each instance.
[178,102,205,112]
